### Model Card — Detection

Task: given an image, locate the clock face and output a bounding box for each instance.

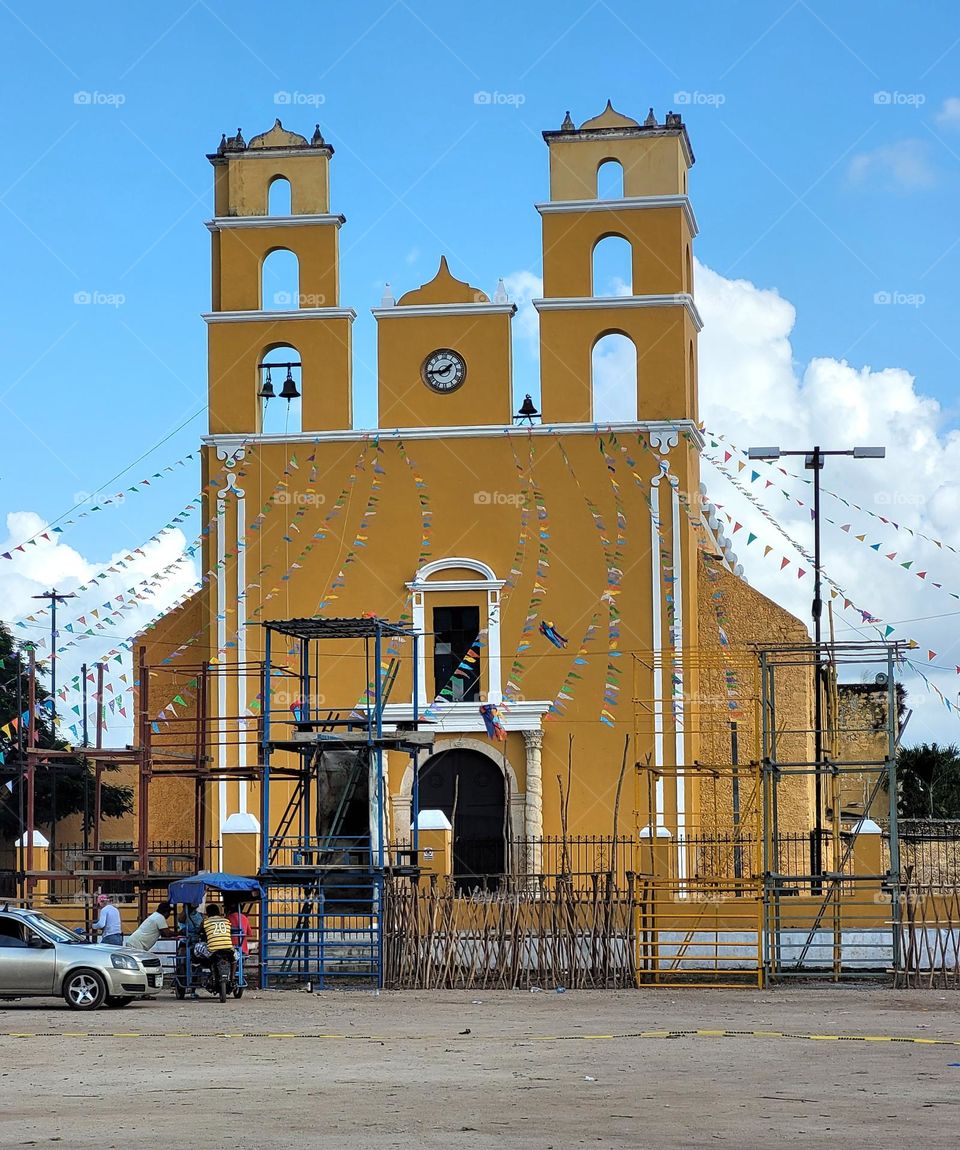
[421,348,467,393]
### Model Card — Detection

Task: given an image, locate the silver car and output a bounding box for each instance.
[0,905,163,1010]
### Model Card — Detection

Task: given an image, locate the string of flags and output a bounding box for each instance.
[707,430,960,558]
[317,439,385,612]
[703,445,960,724]
[1,449,199,560]
[503,434,550,705]
[348,439,427,719]
[705,446,958,605]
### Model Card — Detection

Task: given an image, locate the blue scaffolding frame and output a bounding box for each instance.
[256,616,426,989]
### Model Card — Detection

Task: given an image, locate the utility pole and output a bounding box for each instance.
[748,445,885,890]
[30,588,76,858]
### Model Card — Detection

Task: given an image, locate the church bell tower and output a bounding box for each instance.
[204,119,355,435]
[534,102,700,425]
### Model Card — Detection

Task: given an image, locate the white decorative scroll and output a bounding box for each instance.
[649,428,680,454]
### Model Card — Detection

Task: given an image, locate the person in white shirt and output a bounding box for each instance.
[126,901,174,951]
[91,894,123,946]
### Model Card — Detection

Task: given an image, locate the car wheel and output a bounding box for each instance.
[105,996,134,1008]
[63,970,107,1011]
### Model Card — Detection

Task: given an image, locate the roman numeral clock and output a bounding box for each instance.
[422,348,467,393]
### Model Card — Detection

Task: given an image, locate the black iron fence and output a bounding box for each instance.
[887,821,960,885]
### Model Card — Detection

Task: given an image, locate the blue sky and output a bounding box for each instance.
[2,1,960,738]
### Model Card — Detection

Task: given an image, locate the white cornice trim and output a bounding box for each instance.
[416,557,499,582]
[406,578,507,593]
[372,302,517,319]
[536,194,698,236]
[202,307,357,324]
[533,293,703,331]
[383,699,552,734]
[202,419,704,450]
[205,214,345,232]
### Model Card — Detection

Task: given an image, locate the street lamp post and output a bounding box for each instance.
[747,445,885,885]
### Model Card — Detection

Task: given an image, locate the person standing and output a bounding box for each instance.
[91,894,123,946]
[127,901,175,952]
[225,900,250,957]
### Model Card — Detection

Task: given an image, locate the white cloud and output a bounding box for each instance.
[0,513,199,743]
[503,270,543,345]
[695,258,960,742]
[847,139,938,191]
[935,97,960,129]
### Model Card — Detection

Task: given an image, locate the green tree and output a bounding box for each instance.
[0,622,133,842]
[896,742,960,819]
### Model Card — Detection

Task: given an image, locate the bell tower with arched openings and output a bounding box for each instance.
[204,119,355,435]
[533,102,700,425]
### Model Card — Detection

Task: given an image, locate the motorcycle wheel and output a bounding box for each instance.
[232,986,244,999]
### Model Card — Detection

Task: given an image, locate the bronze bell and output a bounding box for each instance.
[517,394,539,418]
[258,367,275,399]
[279,365,300,400]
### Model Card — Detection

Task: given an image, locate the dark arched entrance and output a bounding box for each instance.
[417,749,506,890]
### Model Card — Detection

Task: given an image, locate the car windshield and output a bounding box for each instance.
[24,912,84,944]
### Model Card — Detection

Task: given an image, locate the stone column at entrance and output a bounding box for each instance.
[523,729,544,875]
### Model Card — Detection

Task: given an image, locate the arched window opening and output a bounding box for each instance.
[597,158,624,200]
[258,343,302,434]
[261,248,300,310]
[591,234,633,297]
[268,176,291,216]
[592,332,638,422]
[685,245,693,293]
[689,340,697,396]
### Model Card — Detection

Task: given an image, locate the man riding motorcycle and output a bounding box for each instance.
[199,903,237,995]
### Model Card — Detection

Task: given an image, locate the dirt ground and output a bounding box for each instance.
[1,986,959,1148]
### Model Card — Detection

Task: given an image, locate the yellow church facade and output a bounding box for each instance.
[139,104,813,879]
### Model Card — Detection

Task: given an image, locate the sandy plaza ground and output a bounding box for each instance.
[0,986,958,1148]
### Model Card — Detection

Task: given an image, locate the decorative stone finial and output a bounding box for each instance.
[561,110,575,131]
[644,107,657,127]
[664,111,682,127]
[380,282,395,307]
[236,128,245,147]
[217,133,227,155]
[493,277,509,304]
[311,123,325,147]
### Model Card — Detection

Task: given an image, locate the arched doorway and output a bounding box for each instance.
[417,748,506,890]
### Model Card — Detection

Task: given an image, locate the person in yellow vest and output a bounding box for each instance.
[200,903,236,980]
